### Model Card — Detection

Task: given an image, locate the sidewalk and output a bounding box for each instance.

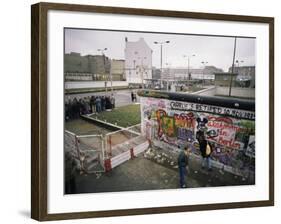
[66,147,254,194]
[144,147,254,188]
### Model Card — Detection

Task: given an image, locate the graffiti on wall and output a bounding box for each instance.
[141,97,255,169]
[155,109,195,142]
[170,101,255,120]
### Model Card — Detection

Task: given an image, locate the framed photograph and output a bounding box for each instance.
[31,2,274,221]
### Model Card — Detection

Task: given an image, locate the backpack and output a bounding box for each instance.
[206,143,212,156]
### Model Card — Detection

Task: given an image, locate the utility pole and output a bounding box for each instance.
[138,56,147,89]
[229,37,237,96]
[201,61,208,87]
[154,40,170,90]
[183,54,195,89]
[109,61,113,93]
[97,48,108,93]
[183,54,196,79]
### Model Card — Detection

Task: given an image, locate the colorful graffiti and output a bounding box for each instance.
[206,116,246,150]
[140,96,255,170]
[155,109,196,143]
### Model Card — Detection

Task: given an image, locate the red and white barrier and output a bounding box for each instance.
[104,139,149,172]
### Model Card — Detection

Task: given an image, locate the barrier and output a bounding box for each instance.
[103,124,149,171]
[76,134,105,173]
[65,124,149,173]
[138,90,255,177]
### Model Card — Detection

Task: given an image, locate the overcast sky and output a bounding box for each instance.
[65,28,255,72]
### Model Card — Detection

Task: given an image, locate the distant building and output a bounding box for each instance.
[205,66,224,75]
[152,67,161,80]
[214,73,238,87]
[162,67,174,80]
[124,37,152,84]
[169,66,223,80]
[228,66,255,88]
[64,52,115,81]
[85,54,111,75]
[64,52,88,73]
[111,59,125,81]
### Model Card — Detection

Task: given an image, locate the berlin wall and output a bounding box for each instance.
[138,90,255,174]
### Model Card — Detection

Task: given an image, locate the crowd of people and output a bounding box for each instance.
[65,94,115,121]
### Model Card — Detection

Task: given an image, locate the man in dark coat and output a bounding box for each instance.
[177,147,190,188]
[196,130,212,171]
[90,96,96,113]
[131,91,134,102]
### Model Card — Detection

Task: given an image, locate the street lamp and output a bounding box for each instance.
[235,60,244,68]
[97,48,107,53]
[138,56,147,89]
[154,40,170,90]
[165,62,173,91]
[97,48,113,94]
[201,61,208,86]
[132,59,136,84]
[183,54,196,80]
[235,59,244,75]
[235,59,244,87]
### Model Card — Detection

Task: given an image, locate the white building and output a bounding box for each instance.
[124,37,152,84]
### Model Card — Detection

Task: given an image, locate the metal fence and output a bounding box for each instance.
[105,125,141,158]
[65,123,149,173]
[65,131,105,173]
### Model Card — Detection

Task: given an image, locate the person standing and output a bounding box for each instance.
[110,94,115,109]
[101,96,106,111]
[90,95,96,113]
[177,146,190,188]
[131,91,134,102]
[133,92,137,102]
[96,96,101,113]
[196,130,212,171]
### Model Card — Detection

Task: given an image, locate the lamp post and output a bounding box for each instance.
[235,60,244,69]
[154,40,170,90]
[138,56,147,89]
[183,54,196,80]
[201,61,208,86]
[229,37,237,96]
[132,59,136,84]
[165,62,172,91]
[97,48,112,93]
[235,59,244,87]
[235,59,244,76]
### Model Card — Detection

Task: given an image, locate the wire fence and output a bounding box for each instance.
[105,124,142,158]
[65,131,105,173]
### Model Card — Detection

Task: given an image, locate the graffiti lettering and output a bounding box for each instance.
[208,120,245,132]
[170,101,255,120]
[174,113,195,129]
[217,136,241,149]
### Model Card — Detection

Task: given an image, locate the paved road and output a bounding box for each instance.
[65,89,140,107]
[66,147,254,194]
[68,154,201,194]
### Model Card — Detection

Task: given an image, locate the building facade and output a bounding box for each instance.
[169,66,223,80]
[64,52,112,81]
[214,73,238,87]
[152,67,161,80]
[111,59,125,81]
[124,37,152,84]
[228,66,255,88]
